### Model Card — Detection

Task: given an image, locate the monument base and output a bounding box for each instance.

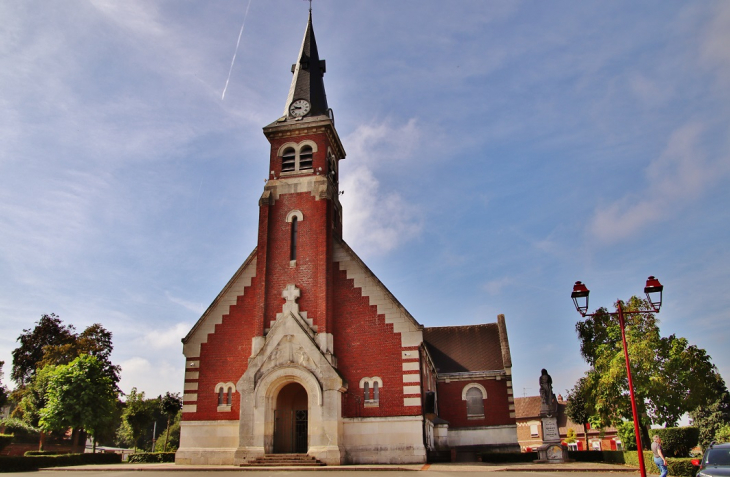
[534,416,569,463]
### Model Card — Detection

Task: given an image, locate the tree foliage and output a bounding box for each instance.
[689,373,730,450]
[11,315,120,390]
[38,355,118,448]
[575,297,723,437]
[160,392,182,452]
[0,361,8,408]
[120,388,155,451]
[565,376,593,450]
[11,314,75,386]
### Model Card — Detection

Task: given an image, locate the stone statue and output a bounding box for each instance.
[539,368,554,413]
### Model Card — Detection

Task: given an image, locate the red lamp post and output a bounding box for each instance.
[571,276,664,477]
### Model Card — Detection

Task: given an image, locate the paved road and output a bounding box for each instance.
[3,470,641,477]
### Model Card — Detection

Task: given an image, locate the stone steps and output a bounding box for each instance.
[242,454,326,467]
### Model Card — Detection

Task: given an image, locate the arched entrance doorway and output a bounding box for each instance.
[274,382,308,453]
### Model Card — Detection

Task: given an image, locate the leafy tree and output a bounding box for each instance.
[11,314,75,386]
[153,410,181,452]
[121,388,155,451]
[716,424,730,443]
[575,297,723,446]
[160,392,182,452]
[690,373,730,451]
[11,365,54,450]
[565,377,593,451]
[38,355,118,453]
[0,361,8,408]
[618,421,638,451]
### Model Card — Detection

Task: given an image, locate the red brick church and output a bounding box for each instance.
[176,12,518,466]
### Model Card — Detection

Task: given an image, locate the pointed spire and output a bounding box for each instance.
[283,11,329,119]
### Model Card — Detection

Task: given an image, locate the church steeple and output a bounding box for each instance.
[282,11,329,120]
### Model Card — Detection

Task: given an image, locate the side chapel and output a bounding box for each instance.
[177,12,519,466]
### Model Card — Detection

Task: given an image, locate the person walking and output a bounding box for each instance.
[652,435,668,477]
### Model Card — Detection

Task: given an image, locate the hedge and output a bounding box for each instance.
[0,452,122,473]
[24,450,60,456]
[0,434,13,453]
[649,427,700,458]
[127,452,176,463]
[568,450,626,463]
[624,451,698,477]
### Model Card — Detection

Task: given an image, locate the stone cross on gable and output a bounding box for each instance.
[283,284,300,303]
[282,284,301,315]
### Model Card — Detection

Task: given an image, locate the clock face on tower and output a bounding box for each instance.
[289,99,311,118]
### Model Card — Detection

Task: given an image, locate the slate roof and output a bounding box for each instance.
[514,396,543,419]
[423,323,504,373]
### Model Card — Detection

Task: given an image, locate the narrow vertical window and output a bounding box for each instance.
[290,216,298,261]
[364,382,370,401]
[227,387,233,405]
[218,388,224,406]
[299,145,313,170]
[373,381,379,402]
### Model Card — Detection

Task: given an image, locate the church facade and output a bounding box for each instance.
[176,13,518,466]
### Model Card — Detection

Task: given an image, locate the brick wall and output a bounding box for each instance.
[437,379,514,428]
[333,268,421,418]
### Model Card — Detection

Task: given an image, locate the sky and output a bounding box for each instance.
[1,1,729,407]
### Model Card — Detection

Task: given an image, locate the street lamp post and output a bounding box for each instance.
[570,276,664,477]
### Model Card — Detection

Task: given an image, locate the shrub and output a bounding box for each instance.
[618,421,638,450]
[650,427,700,457]
[0,418,39,443]
[127,452,176,463]
[622,451,698,476]
[568,450,625,463]
[0,434,13,452]
[0,452,121,473]
[24,450,60,456]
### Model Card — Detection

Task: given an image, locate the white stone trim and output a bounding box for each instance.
[462,382,488,400]
[402,362,419,371]
[185,371,199,380]
[403,374,420,383]
[358,376,383,388]
[402,350,417,359]
[403,397,421,407]
[403,385,421,395]
[276,140,319,158]
[184,382,198,391]
[285,210,303,222]
[182,404,197,413]
[183,393,197,402]
[215,382,236,393]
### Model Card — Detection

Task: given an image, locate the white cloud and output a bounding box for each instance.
[700,2,730,87]
[340,119,423,256]
[589,122,730,242]
[139,322,193,351]
[483,277,514,296]
[118,356,183,397]
[166,292,206,315]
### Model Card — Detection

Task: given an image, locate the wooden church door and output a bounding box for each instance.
[274,382,308,453]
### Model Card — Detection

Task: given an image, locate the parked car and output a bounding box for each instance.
[693,442,730,477]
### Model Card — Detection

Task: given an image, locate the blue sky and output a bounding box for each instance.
[1,1,729,404]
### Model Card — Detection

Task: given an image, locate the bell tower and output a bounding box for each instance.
[253,11,346,338]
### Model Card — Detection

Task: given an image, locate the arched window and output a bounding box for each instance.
[282,147,296,172]
[218,388,224,406]
[299,145,313,170]
[465,387,484,417]
[373,381,379,402]
[290,216,298,261]
[227,387,233,406]
[363,382,370,401]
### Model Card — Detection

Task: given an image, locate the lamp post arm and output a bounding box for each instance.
[617,301,647,477]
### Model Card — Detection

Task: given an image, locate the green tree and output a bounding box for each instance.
[618,421,638,451]
[160,392,182,452]
[11,314,75,387]
[153,410,181,452]
[575,297,723,447]
[716,424,730,443]
[38,355,118,453]
[11,365,54,450]
[121,388,155,451]
[689,373,730,451]
[0,361,8,408]
[565,376,593,451]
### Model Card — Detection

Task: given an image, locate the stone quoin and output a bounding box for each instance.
[176,11,519,465]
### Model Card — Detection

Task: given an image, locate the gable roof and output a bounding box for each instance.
[423,323,504,373]
[514,396,543,419]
